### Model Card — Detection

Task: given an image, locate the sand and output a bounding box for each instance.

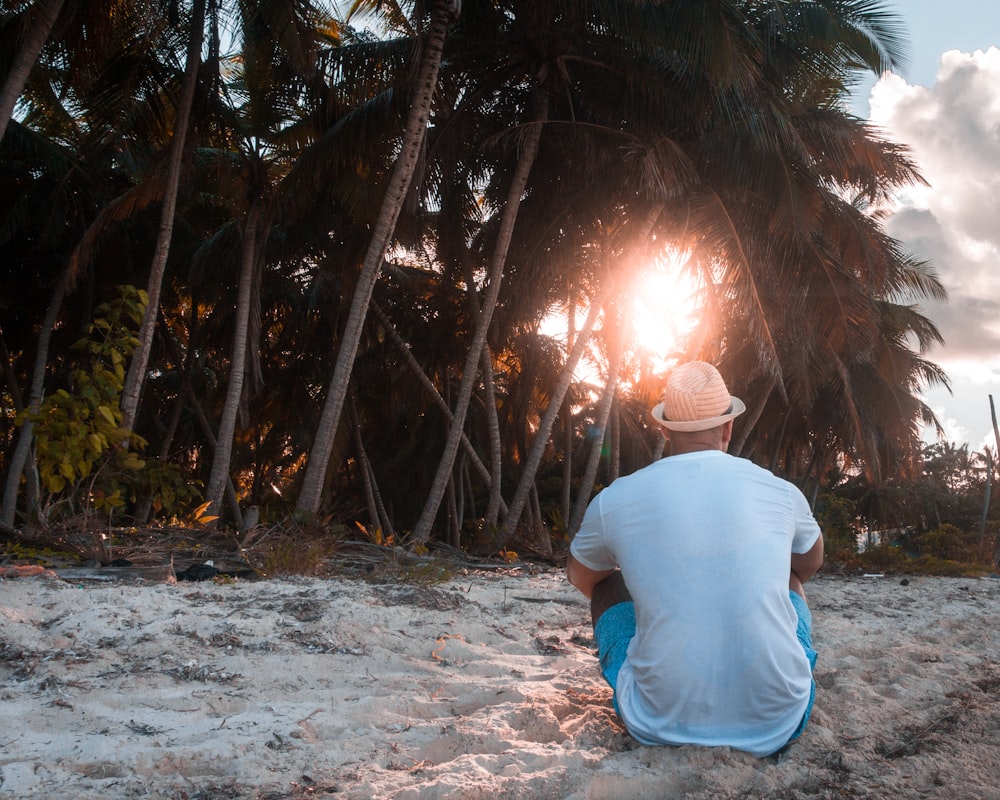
[1,567,998,799]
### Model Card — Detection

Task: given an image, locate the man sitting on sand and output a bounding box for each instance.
[567,361,824,757]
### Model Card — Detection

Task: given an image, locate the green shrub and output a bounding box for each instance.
[815,494,859,555]
[856,542,911,573]
[17,285,195,521]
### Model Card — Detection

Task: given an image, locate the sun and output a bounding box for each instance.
[627,252,703,372]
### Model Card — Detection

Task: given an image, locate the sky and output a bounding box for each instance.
[853,1,1000,452]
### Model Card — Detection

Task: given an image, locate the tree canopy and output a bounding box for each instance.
[1,0,966,560]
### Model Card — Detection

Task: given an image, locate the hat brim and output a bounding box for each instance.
[650,397,746,432]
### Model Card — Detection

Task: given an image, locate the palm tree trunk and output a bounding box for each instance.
[351,396,380,536]
[0,331,40,510]
[0,0,64,142]
[205,203,263,518]
[454,450,466,540]
[568,322,624,536]
[185,380,242,530]
[369,300,506,515]
[1,267,68,527]
[499,203,664,546]
[446,471,460,547]
[979,448,992,538]
[480,345,504,528]
[499,283,613,546]
[121,0,206,431]
[411,92,548,542]
[609,391,621,483]
[350,394,394,540]
[458,257,504,528]
[295,0,457,518]
[731,377,775,457]
[560,295,576,528]
[990,396,1000,568]
[529,482,552,558]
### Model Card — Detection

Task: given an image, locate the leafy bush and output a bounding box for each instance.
[855,542,911,573]
[17,285,196,522]
[915,524,972,561]
[814,494,859,555]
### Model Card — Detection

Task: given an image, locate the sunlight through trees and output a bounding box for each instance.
[3,0,983,561]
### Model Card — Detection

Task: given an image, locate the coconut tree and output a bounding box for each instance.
[410,88,548,542]
[0,0,65,141]
[201,0,337,519]
[120,0,206,431]
[0,1,177,525]
[295,0,460,518]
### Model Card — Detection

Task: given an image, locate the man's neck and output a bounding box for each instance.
[666,428,730,456]
[669,442,724,456]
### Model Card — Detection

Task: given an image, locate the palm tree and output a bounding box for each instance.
[120,0,206,432]
[0,0,65,141]
[411,90,548,542]
[568,299,626,536]
[201,0,336,520]
[499,203,663,545]
[295,0,460,518]
[0,1,175,525]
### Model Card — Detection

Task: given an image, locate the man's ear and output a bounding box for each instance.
[721,419,734,449]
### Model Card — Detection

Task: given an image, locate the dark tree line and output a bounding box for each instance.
[1,1,954,555]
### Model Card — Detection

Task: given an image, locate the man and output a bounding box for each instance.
[567,361,824,757]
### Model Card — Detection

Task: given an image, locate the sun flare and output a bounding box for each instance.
[627,252,703,373]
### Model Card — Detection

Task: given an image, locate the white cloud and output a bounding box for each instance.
[869,48,1000,367]
[868,48,1000,446]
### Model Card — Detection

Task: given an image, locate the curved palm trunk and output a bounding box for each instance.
[369,300,506,515]
[0,0,64,142]
[560,296,576,527]
[499,282,613,546]
[1,268,67,527]
[499,203,664,546]
[0,332,40,516]
[205,204,263,519]
[295,0,456,518]
[121,0,206,431]
[350,393,393,540]
[609,391,620,483]
[480,345,504,528]
[568,315,624,536]
[731,376,775,457]
[461,249,504,528]
[460,260,504,529]
[411,94,548,543]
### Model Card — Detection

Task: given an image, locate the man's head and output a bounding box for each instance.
[650,362,745,452]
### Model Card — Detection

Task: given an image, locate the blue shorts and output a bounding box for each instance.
[594,591,818,748]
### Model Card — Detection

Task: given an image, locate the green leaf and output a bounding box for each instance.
[122,455,145,471]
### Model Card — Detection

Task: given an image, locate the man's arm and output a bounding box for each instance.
[790,533,824,585]
[566,553,616,599]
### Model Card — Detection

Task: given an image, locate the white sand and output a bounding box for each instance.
[1,568,998,799]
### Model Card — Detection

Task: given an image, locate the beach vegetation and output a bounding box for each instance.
[3,1,995,575]
[820,448,999,575]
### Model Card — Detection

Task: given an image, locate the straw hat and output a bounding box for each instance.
[650,362,746,432]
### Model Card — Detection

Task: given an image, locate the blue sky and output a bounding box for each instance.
[856,1,1000,450]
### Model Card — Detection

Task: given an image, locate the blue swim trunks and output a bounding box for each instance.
[593,591,818,749]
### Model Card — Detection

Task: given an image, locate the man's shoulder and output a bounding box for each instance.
[595,459,667,498]
[723,454,801,488]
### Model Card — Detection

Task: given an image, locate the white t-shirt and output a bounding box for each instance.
[571,450,821,757]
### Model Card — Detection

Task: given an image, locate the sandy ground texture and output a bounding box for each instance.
[1,567,998,799]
